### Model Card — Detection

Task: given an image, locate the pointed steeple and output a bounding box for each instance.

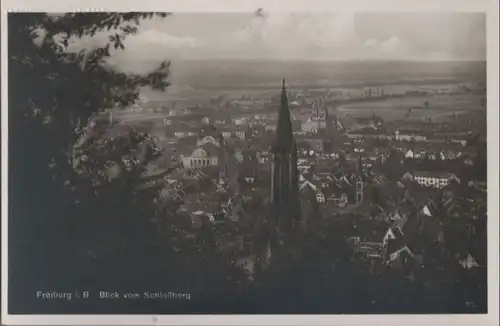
[276,79,293,151]
[357,156,365,180]
[315,98,319,119]
[271,79,300,234]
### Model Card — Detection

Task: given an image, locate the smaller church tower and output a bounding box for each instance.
[356,177,364,204]
[355,157,364,205]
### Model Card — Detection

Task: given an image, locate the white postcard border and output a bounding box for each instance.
[1,0,498,325]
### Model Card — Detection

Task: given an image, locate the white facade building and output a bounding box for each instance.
[413,171,460,188]
[182,147,219,168]
[395,130,427,142]
[182,137,221,168]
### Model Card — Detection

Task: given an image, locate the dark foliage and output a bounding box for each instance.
[8,12,242,313]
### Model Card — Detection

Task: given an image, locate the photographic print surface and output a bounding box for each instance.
[6,10,489,316]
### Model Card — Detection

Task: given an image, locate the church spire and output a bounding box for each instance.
[271,79,300,234]
[276,79,293,151]
[357,156,364,178]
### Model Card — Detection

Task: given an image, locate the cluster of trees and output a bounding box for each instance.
[8,12,246,313]
[8,13,487,314]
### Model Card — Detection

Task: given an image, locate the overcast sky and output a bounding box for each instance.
[67,12,486,72]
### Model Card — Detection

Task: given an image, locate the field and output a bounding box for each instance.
[335,94,485,122]
[134,60,486,126]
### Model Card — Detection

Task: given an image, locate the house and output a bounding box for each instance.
[421,204,433,217]
[233,149,244,163]
[171,123,198,139]
[235,130,246,140]
[413,171,460,189]
[440,149,458,160]
[301,118,320,133]
[257,151,273,164]
[394,129,427,142]
[296,137,324,155]
[334,191,349,207]
[375,214,424,267]
[233,125,250,140]
[213,118,229,125]
[174,130,197,138]
[450,139,467,146]
[175,201,213,230]
[405,149,414,159]
[464,158,474,165]
[300,179,318,193]
[236,254,257,278]
[426,151,438,160]
[228,197,250,224]
[232,117,247,125]
[353,115,384,129]
[387,245,415,265]
[459,253,481,269]
[386,208,407,221]
[401,172,413,181]
[350,221,390,260]
[159,180,186,201]
[265,124,277,132]
[219,128,233,139]
[382,227,398,246]
[385,226,411,257]
[316,191,326,204]
[201,116,210,125]
[324,187,348,207]
[239,150,258,185]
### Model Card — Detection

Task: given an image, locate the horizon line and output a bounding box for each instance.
[171,58,486,63]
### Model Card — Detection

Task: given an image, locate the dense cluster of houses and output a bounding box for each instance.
[105,92,487,279]
[345,180,486,271]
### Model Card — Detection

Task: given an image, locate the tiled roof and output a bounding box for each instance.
[199,143,221,157]
[413,171,456,179]
[351,221,391,242]
[386,226,407,255]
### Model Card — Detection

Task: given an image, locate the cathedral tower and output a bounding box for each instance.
[270,79,301,233]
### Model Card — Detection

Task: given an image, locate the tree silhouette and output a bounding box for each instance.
[8,12,174,310]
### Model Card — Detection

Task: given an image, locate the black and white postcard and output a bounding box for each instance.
[1,0,498,325]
